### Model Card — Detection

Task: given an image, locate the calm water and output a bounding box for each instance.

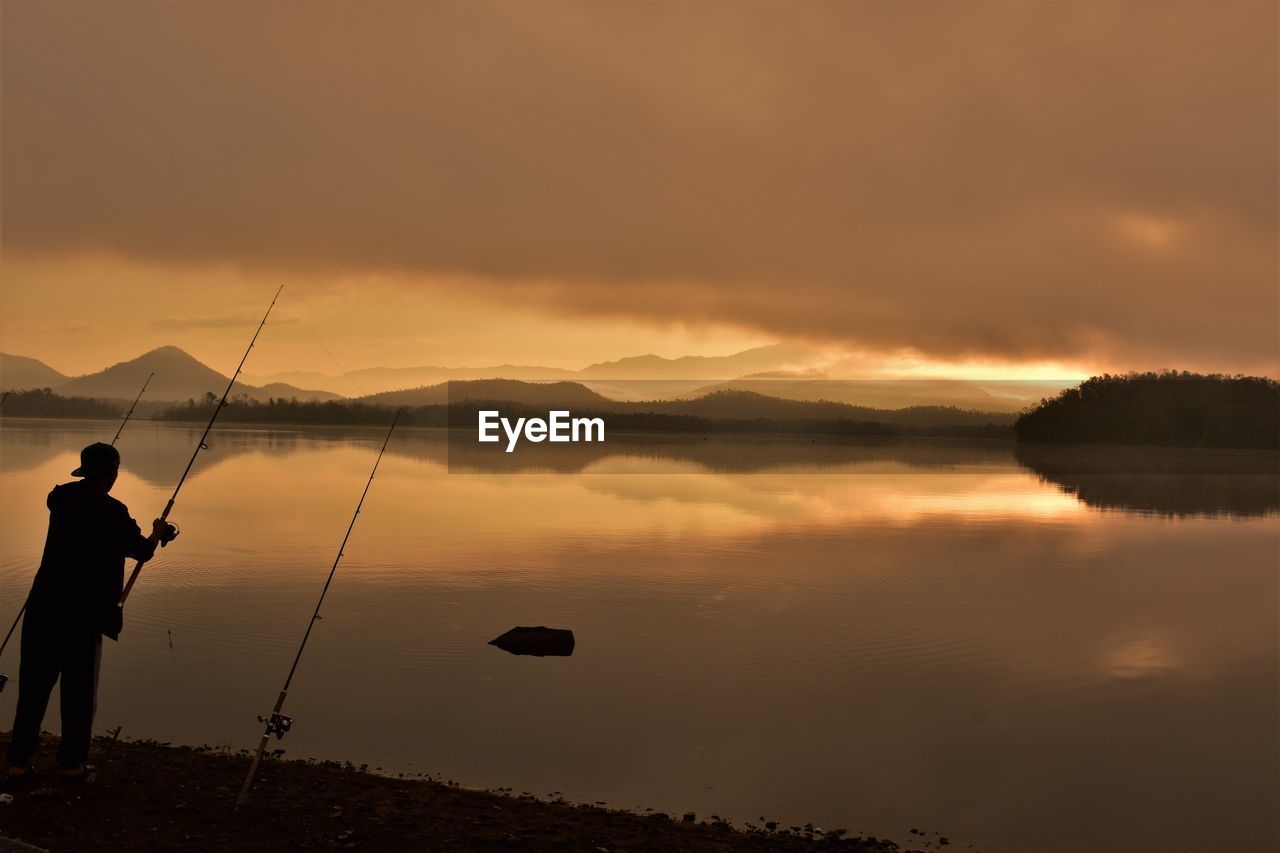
[1,420,1276,852]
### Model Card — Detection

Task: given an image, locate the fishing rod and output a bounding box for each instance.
[120,285,283,605]
[0,371,158,692]
[236,409,401,808]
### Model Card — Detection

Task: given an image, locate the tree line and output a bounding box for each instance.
[0,387,124,419]
[156,395,1011,439]
[1014,372,1279,449]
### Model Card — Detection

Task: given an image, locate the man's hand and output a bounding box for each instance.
[152,518,179,547]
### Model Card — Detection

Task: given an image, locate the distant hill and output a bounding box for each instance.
[238,343,1068,409]
[637,390,1016,427]
[1015,372,1280,449]
[361,379,613,408]
[58,346,232,400]
[157,383,1014,437]
[252,382,343,402]
[577,343,820,379]
[243,364,579,397]
[54,346,342,402]
[245,343,822,396]
[356,364,577,394]
[357,382,1014,428]
[683,378,1034,413]
[239,369,356,396]
[0,353,69,390]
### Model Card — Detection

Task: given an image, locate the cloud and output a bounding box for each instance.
[2,0,1276,372]
[148,313,258,331]
[148,313,299,331]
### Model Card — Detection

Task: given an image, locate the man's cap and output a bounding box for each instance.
[71,442,121,478]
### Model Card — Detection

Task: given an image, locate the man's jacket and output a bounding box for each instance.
[25,481,156,640]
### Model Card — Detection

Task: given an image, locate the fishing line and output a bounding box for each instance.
[236,408,401,808]
[280,284,367,399]
[150,419,177,653]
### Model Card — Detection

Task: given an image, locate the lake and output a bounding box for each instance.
[1,419,1276,852]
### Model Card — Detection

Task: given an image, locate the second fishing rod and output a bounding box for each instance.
[119,286,282,606]
[0,371,155,692]
[236,408,402,808]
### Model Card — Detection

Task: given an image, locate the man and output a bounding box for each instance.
[6,441,177,780]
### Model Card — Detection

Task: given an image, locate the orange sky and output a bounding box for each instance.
[1,1,1276,378]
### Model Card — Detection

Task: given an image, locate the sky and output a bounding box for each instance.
[1,0,1276,379]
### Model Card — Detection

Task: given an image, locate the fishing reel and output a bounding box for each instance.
[259,712,293,740]
[155,520,180,548]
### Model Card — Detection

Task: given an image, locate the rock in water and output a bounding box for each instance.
[488,626,575,657]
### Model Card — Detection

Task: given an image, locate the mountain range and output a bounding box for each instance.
[238,343,824,396]
[1,347,340,403]
[1,344,1059,411]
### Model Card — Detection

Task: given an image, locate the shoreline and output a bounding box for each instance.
[0,413,1013,443]
[0,734,920,852]
[9,414,1280,456]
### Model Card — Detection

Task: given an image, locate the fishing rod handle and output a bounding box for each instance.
[120,560,145,605]
[235,732,273,808]
[119,499,173,605]
[236,689,288,808]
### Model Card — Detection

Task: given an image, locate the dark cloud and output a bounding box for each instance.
[3,1,1275,371]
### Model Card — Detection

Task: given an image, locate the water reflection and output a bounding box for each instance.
[0,420,1276,853]
[1016,444,1280,517]
[5,421,1274,518]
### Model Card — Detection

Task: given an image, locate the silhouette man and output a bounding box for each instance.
[6,442,176,780]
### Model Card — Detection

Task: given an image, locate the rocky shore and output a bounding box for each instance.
[0,734,924,852]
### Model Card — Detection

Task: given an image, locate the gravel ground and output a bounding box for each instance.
[0,734,920,852]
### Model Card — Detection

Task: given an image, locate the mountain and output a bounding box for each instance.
[58,346,228,400]
[637,390,1016,426]
[252,382,343,402]
[244,344,823,396]
[361,379,613,408]
[681,377,1036,413]
[360,382,1015,428]
[0,353,69,390]
[240,370,354,397]
[34,342,1067,411]
[239,342,1057,409]
[54,346,341,402]
[578,343,821,379]
[352,364,577,394]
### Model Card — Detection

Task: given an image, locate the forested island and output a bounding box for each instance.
[1014,372,1279,449]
